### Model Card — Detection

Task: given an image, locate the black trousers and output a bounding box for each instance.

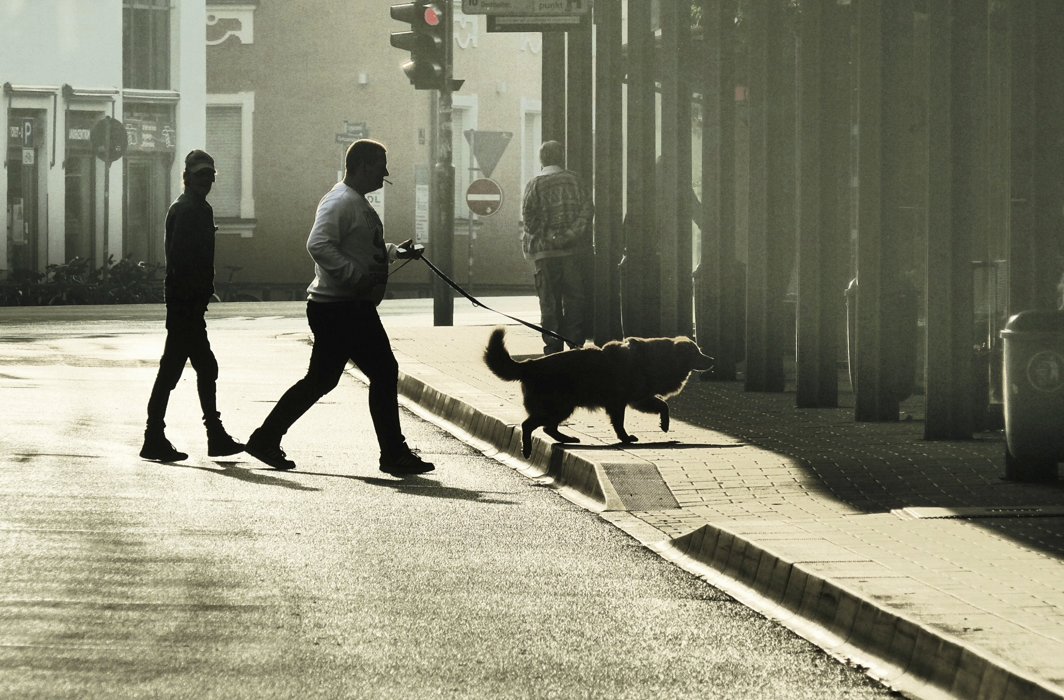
[146,301,219,429]
[533,255,586,353]
[257,300,405,457]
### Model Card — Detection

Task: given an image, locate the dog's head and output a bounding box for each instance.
[624,336,716,374]
[673,337,716,372]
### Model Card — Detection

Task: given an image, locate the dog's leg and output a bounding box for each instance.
[521,417,542,458]
[631,396,670,432]
[545,425,581,444]
[606,404,637,444]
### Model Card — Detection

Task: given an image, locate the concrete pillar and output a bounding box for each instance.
[659,1,692,338]
[796,0,846,408]
[622,0,658,337]
[592,1,623,343]
[566,18,593,343]
[925,0,983,438]
[1008,0,1037,315]
[696,0,740,379]
[854,0,916,421]
[541,33,566,145]
[566,21,593,180]
[745,0,795,393]
[1032,0,1064,308]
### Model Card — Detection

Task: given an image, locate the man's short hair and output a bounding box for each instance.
[539,140,565,167]
[345,139,387,173]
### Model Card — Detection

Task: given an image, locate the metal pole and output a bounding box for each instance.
[102,123,111,279]
[432,0,455,326]
[468,130,476,293]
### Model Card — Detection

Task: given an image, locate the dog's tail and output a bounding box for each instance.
[484,327,524,382]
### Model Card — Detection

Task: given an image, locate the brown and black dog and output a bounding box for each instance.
[484,327,715,457]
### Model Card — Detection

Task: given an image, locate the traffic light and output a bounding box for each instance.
[389,1,445,90]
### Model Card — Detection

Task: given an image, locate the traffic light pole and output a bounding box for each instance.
[431,0,455,326]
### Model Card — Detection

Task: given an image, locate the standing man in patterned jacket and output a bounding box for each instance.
[521,140,594,354]
[140,149,244,462]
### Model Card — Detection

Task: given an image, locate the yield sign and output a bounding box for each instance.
[463,130,512,180]
[466,178,503,216]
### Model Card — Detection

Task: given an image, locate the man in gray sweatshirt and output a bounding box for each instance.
[244,139,432,475]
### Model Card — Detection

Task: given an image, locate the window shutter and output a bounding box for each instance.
[206,106,242,217]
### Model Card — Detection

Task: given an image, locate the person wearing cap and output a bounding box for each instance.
[243,138,433,475]
[140,149,244,462]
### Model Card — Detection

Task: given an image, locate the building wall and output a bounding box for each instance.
[0,0,206,279]
[206,0,542,296]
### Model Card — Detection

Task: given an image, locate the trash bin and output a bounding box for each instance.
[1000,309,1064,482]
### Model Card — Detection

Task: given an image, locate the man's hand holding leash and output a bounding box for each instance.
[395,238,424,260]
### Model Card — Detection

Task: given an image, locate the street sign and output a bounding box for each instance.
[463,129,512,180]
[415,165,430,243]
[90,116,126,163]
[366,189,385,222]
[462,0,590,15]
[466,178,503,216]
[336,120,368,143]
[487,13,587,31]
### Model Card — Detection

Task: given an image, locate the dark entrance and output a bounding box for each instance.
[6,110,44,274]
[121,107,175,265]
[65,111,102,267]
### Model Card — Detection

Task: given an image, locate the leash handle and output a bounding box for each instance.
[418,254,576,348]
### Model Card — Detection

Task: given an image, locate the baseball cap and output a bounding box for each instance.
[184,149,216,174]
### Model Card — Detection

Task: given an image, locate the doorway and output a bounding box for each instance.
[5,111,44,275]
[65,155,97,266]
[123,155,169,265]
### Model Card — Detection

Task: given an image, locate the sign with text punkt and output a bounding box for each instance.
[462,0,590,15]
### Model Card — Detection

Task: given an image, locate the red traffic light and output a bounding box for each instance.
[389,1,447,90]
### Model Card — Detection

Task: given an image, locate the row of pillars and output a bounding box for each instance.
[539,0,1064,439]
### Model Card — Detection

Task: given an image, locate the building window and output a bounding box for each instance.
[207,93,256,236]
[520,98,542,199]
[452,95,478,218]
[123,0,171,90]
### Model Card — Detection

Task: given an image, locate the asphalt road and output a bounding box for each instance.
[0,302,896,699]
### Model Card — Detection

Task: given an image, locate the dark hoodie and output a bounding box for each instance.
[163,190,216,304]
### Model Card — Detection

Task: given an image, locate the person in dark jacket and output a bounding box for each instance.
[521,140,594,354]
[139,149,243,462]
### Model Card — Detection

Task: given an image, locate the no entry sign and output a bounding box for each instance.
[465,177,503,216]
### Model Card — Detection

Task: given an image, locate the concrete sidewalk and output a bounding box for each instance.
[381,321,1064,700]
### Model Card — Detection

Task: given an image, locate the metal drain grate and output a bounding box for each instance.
[893,505,1064,520]
[601,463,679,511]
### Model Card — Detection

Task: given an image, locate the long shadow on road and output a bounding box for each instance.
[174,461,322,492]
[298,472,517,505]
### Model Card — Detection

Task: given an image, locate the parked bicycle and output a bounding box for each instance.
[211,265,261,303]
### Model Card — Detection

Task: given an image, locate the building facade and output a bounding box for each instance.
[205,0,543,297]
[0,0,208,279]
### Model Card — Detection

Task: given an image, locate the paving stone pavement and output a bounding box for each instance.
[381,322,1064,700]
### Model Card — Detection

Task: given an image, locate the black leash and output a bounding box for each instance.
[413,254,577,348]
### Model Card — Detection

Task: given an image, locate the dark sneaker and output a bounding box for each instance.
[207,429,245,457]
[379,447,435,475]
[140,432,188,462]
[244,433,296,471]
